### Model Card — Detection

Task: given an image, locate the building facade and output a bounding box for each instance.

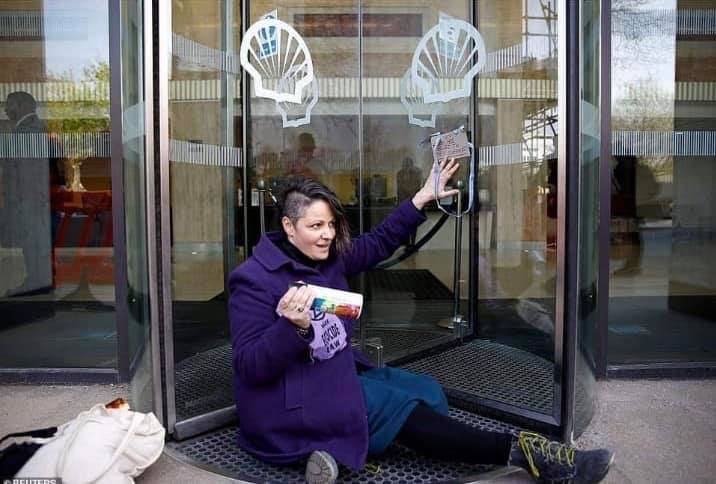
[1,0,714,445]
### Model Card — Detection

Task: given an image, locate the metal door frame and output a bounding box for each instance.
[148,0,585,441]
[465,0,582,439]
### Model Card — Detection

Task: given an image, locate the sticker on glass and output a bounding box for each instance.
[400,68,438,128]
[410,14,486,103]
[275,68,319,128]
[258,9,278,59]
[239,18,314,104]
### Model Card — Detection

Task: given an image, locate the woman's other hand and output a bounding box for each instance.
[412,157,460,210]
[277,284,315,329]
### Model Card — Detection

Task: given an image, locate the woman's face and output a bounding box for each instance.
[283,199,336,260]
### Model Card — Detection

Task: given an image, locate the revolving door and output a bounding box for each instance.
[147,0,601,480]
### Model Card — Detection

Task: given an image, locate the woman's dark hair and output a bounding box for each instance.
[277,177,352,253]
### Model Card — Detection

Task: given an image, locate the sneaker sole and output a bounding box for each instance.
[305,450,339,484]
[597,453,615,483]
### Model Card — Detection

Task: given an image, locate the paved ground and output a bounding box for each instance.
[1,379,715,483]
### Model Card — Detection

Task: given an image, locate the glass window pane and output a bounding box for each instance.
[475,0,560,417]
[122,0,153,412]
[576,0,600,436]
[169,0,242,421]
[608,2,716,364]
[360,3,472,362]
[0,1,115,368]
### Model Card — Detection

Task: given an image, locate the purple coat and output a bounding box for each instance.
[228,200,426,470]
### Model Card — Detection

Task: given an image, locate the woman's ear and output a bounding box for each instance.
[282,216,295,238]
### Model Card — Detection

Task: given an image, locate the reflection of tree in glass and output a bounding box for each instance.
[611,0,671,68]
[46,61,110,191]
[612,78,673,179]
[613,79,673,131]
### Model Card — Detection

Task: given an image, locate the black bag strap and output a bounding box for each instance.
[0,426,57,445]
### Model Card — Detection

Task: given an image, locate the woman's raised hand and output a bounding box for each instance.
[411,157,460,210]
[276,284,315,329]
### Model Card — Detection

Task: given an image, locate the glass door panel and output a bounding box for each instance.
[608,1,716,364]
[121,0,154,413]
[169,0,241,428]
[163,0,571,436]
[360,2,473,361]
[574,0,599,437]
[0,0,115,368]
[473,0,561,419]
[357,0,564,425]
[243,2,360,244]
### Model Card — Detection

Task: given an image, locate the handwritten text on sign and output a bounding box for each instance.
[430,129,470,162]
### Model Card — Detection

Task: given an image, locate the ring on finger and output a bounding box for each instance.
[296,306,304,312]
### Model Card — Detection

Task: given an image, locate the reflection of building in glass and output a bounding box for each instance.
[0,1,115,370]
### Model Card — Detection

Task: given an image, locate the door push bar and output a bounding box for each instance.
[256,179,278,235]
[437,179,469,339]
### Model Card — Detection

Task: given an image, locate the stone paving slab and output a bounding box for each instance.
[1,379,715,483]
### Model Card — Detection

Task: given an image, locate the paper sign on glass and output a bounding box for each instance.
[431,128,470,162]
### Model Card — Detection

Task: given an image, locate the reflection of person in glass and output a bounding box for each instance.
[611,154,658,276]
[0,92,53,296]
[287,132,320,178]
[396,156,423,245]
[228,161,613,484]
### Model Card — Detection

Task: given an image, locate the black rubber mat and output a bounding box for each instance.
[175,344,234,421]
[174,328,452,420]
[167,407,522,483]
[362,269,454,300]
[400,339,554,414]
[172,297,230,363]
[174,337,565,422]
[401,340,596,434]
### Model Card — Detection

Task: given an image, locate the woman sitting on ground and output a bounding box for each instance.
[229,161,613,484]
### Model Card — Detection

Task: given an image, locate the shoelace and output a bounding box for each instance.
[518,431,576,479]
[365,463,382,475]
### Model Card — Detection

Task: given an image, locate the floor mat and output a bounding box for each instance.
[361,269,454,300]
[401,339,555,414]
[167,407,521,483]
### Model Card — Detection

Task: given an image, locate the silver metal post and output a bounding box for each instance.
[357,0,367,356]
[437,181,467,337]
[257,179,266,235]
[452,181,464,326]
[220,0,236,298]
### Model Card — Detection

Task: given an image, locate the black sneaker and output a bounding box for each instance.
[509,431,614,483]
[305,450,339,484]
[573,447,614,484]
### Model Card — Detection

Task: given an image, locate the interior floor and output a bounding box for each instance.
[173,337,572,420]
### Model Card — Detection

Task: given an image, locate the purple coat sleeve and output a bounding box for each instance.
[229,267,310,386]
[341,199,427,277]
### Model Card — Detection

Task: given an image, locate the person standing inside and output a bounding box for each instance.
[396,156,423,245]
[1,92,54,296]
